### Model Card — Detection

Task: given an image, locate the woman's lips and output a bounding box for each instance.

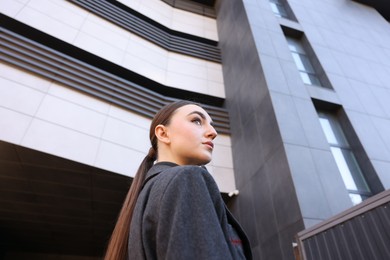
[203,141,214,149]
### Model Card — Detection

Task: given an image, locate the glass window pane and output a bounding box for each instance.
[276,4,288,18]
[330,147,358,190]
[342,150,371,192]
[288,43,298,52]
[328,116,349,146]
[349,193,363,206]
[318,114,348,145]
[287,37,323,86]
[270,3,281,16]
[299,72,312,85]
[287,38,305,53]
[307,73,322,86]
[292,53,306,71]
[319,118,338,144]
[299,54,315,73]
[299,72,322,86]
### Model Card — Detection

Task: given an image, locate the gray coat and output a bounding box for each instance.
[127,162,252,260]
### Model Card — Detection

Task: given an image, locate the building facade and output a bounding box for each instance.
[1,0,389,259]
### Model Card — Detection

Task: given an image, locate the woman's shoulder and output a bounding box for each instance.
[142,164,224,216]
[158,165,210,182]
[155,165,222,205]
[146,164,215,190]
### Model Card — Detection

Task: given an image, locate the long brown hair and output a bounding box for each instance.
[104,100,197,260]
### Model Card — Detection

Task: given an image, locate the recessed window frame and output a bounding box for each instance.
[318,111,372,205]
[282,27,332,89]
[269,0,297,21]
[313,100,384,206]
[269,0,289,18]
[287,37,323,86]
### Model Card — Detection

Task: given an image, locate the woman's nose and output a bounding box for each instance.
[206,124,218,140]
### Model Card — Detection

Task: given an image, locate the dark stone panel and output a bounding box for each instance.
[251,244,264,260]
[234,118,265,188]
[216,0,304,258]
[260,233,284,260]
[230,95,282,190]
[230,0,250,42]
[226,196,241,224]
[224,55,249,96]
[279,221,305,260]
[266,147,302,230]
[230,138,250,187]
[251,165,279,247]
[254,96,283,162]
[237,180,259,247]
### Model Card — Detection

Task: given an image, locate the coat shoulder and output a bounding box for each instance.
[152,165,210,185]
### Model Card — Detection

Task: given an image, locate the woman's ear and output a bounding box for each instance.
[155,124,170,144]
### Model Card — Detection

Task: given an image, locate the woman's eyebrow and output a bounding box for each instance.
[187,111,206,118]
[187,111,214,125]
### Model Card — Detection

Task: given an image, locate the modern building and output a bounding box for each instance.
[1,0,389,259]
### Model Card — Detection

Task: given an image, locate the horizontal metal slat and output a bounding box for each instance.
[0,28,230,134]
[0,36,160,115]
[67,0,221,62]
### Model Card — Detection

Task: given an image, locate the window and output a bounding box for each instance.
[269,0,288,18]
[317,111,372,205]
[286,37,322,86]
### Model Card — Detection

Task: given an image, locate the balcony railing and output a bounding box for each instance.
[295,189,390,260]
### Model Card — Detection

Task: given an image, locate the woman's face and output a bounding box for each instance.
[160,104,218,166]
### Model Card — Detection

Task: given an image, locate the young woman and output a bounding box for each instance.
[104,100,252,260]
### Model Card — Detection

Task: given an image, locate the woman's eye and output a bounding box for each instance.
[192,118,202,125]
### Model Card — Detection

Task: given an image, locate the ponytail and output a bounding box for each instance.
[104,147,156,260]
[104,100,196,260]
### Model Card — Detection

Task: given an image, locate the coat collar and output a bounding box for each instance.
[143,162,178,187]
[142,162,208,188]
